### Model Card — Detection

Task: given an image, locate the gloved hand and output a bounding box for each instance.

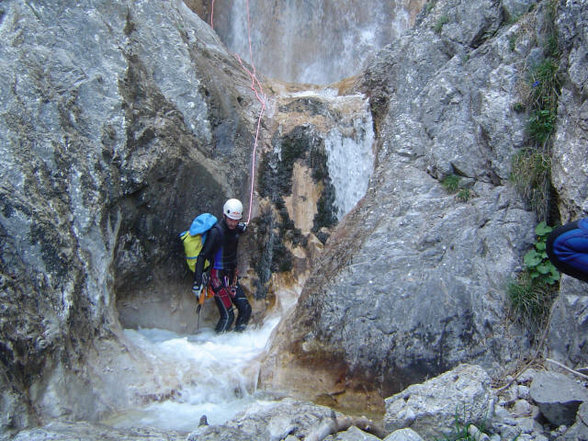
[238,222,247,232]
[201,271,209,287]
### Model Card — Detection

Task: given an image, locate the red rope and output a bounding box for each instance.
[209,0,266,224]
[210,0,215,28]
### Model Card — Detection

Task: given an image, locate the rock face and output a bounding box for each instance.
[0,0,379,432]
[0,0,264,429]
[546,0,588,370]
[550,0,588,220]
[259,0,588,413]
[529,371,588,427]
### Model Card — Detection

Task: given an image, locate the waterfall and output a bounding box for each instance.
[279,88,375,220]
[211,0,424,85]
[324,95,375,219]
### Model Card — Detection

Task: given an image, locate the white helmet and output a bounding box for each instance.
[223,198,243,220]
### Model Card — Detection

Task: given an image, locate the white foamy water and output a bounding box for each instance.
[324,97,375,220]
[104,315,282,433]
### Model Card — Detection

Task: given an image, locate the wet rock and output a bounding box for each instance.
[0,0,261,428]
[8,420,186,441]
[207,0,427,85]
[324,425,381,440]
[188,398,343,441]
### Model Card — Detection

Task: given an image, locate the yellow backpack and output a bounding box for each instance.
[179,213,218,272]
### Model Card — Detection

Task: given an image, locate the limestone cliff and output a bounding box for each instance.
[259,0,588,414]
[0,0,372,430]
[0,0,265,429]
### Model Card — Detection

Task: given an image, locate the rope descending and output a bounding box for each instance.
[210,0,267,224]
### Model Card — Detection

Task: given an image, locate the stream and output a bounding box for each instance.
[102,314,282,433]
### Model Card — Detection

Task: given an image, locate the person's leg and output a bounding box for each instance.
[213,295,234,333]
[232,284,251,332]
[546,219,588,283]
[210,269,235,332]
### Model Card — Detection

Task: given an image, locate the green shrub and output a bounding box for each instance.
[434,15,450,33]
[523,222,559,285]
[457,188,471,202]
[527,109,556,145]
[529,58,559,105]
[527,59,560,146]
[442,174,460,193]
[508,222,559,326]
[509,34,518,51]
[510,149,552,221]
[508,272,554,326]
[510,4,560,221]
[544,33,560,59]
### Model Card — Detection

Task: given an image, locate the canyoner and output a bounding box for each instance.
[182,200,252,333]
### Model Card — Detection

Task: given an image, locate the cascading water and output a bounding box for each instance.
[102,98,375,433]
[103,316,283,432]
[277,87,375,220]
[210,0,425,85]
[323,94,375,219]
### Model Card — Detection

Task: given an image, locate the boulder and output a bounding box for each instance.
[562,402,588,441]
[529,371,588,427]
[383,428,425,441]
[325,425,381,441]
[384,364,493,439]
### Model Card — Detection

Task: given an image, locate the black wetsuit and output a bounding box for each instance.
[194,218,252,332]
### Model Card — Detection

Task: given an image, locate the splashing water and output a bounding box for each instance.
[103,315,282,433]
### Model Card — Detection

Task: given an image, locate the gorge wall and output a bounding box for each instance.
[0,0,587,437]
[258,0,588,413]
[0,0,264,429]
